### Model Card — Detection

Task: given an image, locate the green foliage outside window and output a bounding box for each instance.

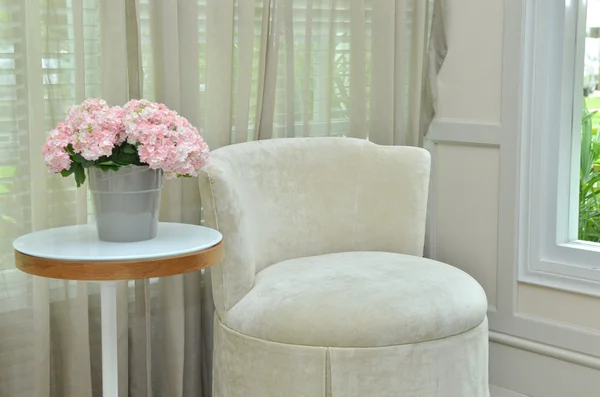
[579,98,600,242]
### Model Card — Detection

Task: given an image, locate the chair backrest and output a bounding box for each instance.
[199,137,431,315]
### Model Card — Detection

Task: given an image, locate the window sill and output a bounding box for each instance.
[519,257,600,298]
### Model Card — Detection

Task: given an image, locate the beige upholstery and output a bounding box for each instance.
[225,252,487,347]
[199,137,489,397]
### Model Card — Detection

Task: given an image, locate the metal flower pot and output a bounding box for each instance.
[88,166,163,242]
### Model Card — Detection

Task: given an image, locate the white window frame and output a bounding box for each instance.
[519,0,600,296]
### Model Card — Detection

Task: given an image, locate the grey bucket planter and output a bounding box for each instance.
[88,166,163,242]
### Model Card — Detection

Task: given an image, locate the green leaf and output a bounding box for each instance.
[122,143,137,154]
[103,143,143,167]
[583,110,598,124]
[98,164,119,172]
[73,163,86,187]
[71,153,95,168]
[60,167,75,177]
[115,151,142,166]
[118,152,137,162]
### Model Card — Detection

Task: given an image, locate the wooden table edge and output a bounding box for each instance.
[14,240,224,281]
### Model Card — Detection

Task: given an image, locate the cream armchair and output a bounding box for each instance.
[199,137,488,397]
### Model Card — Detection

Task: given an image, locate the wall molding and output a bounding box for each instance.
[427,119,501,146]
[423,127,502,306]
[490,330,600,370]
[423,118,501,260]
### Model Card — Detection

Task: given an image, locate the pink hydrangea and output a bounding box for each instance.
[66,99,125,161]
[42,98,125,172]
[122,99,210,178]
[42,122,73,173]
[42,98,209,179]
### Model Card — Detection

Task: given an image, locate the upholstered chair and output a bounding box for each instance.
[198,137,489,397]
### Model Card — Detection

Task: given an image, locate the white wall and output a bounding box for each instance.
[430,0,600,395]
[428,0,503,312]
[437,0,503,122]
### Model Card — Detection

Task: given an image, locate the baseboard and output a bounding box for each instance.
[489,385,530,397]
[490,339,600,397]
[489,330,600,370]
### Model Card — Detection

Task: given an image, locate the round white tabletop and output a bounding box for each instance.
[13,222,222,261]
[13,222,224,281]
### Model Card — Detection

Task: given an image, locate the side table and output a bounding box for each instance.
[13,222,223,397]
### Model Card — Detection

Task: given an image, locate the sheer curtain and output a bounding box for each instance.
[0,0,445,396]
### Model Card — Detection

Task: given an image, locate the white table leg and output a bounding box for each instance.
[101,281,119,397]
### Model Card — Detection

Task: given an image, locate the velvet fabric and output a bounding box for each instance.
[213,317,489,397]
[225,252,487,348]
[199,137,431,316]
[198,137,489,397]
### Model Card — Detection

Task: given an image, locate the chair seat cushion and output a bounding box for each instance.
[224,252,487,348]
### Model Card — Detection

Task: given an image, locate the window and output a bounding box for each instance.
[579,0,600,242]
[519,0,600,295]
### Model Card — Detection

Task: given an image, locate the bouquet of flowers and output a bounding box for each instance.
[42,98,210,187]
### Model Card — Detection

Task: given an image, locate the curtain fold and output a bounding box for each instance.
[0,0,445,396]
[205,0,235,148]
